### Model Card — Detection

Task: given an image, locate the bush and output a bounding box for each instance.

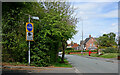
[65,50,97,54]
[66,48,74,51]
[91,50,97,52]
[103,47,118,53]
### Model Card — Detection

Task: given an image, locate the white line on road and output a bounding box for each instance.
[73,67,81,73]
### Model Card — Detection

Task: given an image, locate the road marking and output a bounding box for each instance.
[73,67,80,73]
[28,71,32,73]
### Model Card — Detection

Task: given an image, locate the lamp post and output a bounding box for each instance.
[80,17,83,55]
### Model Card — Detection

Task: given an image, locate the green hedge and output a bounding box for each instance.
[65,50,97,54]
[66,48,74,51]
[103,47,118,53]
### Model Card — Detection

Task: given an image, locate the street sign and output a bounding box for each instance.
[26,22,34,41]
[27,24,33,31]
[26,32,33,41]
[26,23,33,32]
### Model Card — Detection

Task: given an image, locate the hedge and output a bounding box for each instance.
[65,50,97,54]
[102,47,118,53]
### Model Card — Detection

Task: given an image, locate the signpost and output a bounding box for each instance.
[26,22,34,41]
[26,15,39,66]
[26,15,34,66]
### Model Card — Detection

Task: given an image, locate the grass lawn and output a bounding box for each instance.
[91,53,118,58]
[52,59,72,67]
[76,53,88,56]
[75,53,118,58]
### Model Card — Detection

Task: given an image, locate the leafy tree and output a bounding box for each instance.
[40,2,77,63]
[95,32,117,49]
[2,2,77,66]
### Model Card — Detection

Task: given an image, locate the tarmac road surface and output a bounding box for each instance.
[65,55,118,73]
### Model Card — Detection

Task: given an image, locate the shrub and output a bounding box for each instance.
[66,48,74,51]
[91,50,97,52]
[65,50,97,54]
[103,47,118,53]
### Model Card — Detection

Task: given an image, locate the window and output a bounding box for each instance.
[90,44,92,46]
[91,49,95,50]
[92,39,93,41]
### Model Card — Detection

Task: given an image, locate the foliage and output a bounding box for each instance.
[102,47,118,53]
[66,48,74,50]
[99,53,118,58]
[52,56,72,67]
[95,32,117,49]
[77,53,89,56]
[65,50,97,54]
[2,62,28,66]
[2,2,77,66]
[2,2,32,62]
[91,53,118,58]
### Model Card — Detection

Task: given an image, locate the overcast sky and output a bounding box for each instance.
[67,2,118,44]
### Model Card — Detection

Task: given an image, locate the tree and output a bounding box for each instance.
[2,2,77,66]
[40,2,77,63]
[95,32,117,49]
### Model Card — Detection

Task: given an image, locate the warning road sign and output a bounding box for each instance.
[26,32,33,41]
[26,22,34,41]
[26,23,33,32]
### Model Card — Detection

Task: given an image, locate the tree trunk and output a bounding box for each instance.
[61,41,65,63]
[61,40,67,63]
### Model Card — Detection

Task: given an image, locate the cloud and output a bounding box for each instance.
[73,2,118,19]
[38,0,119,2]
[67,40,71,44]
[100,31,107,34]
[73,3,99,11]
[101,10,118,18]
[112,23,117,26]
[100,24,118,34]
[67,0,119,2]
[68,2,118,44]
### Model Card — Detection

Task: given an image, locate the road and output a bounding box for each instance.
[65,55,118,73]
[2,55,118,74]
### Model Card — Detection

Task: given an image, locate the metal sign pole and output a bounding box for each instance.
[28,15,30,66]
[29,41,30,66]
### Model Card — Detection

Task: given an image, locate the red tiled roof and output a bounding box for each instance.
[72,43,79,48]
[67,44,71,46]
[67,43,79,48]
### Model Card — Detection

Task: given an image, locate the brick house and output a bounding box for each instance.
[67,43,80,50]
[80,35,98,50]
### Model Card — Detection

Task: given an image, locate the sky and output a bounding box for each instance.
[67,2,118,44]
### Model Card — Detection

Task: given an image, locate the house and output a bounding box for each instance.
[67,44,72,48]
[67,42,80,50]
[80,35,98,50]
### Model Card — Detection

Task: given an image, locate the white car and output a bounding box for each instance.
[58,52,62,55]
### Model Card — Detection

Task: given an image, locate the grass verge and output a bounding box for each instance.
[94,53,118,58]
[3,57,72,68]
[52,57,72,68]
[75,53,118,58]
[76,53,88,56]
[2,62,28,66]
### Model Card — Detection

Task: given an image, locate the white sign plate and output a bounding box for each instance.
[27,32,33,41]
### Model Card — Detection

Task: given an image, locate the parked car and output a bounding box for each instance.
[58,52,62,55]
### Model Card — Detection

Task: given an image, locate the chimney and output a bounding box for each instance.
[89,35,91,38]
